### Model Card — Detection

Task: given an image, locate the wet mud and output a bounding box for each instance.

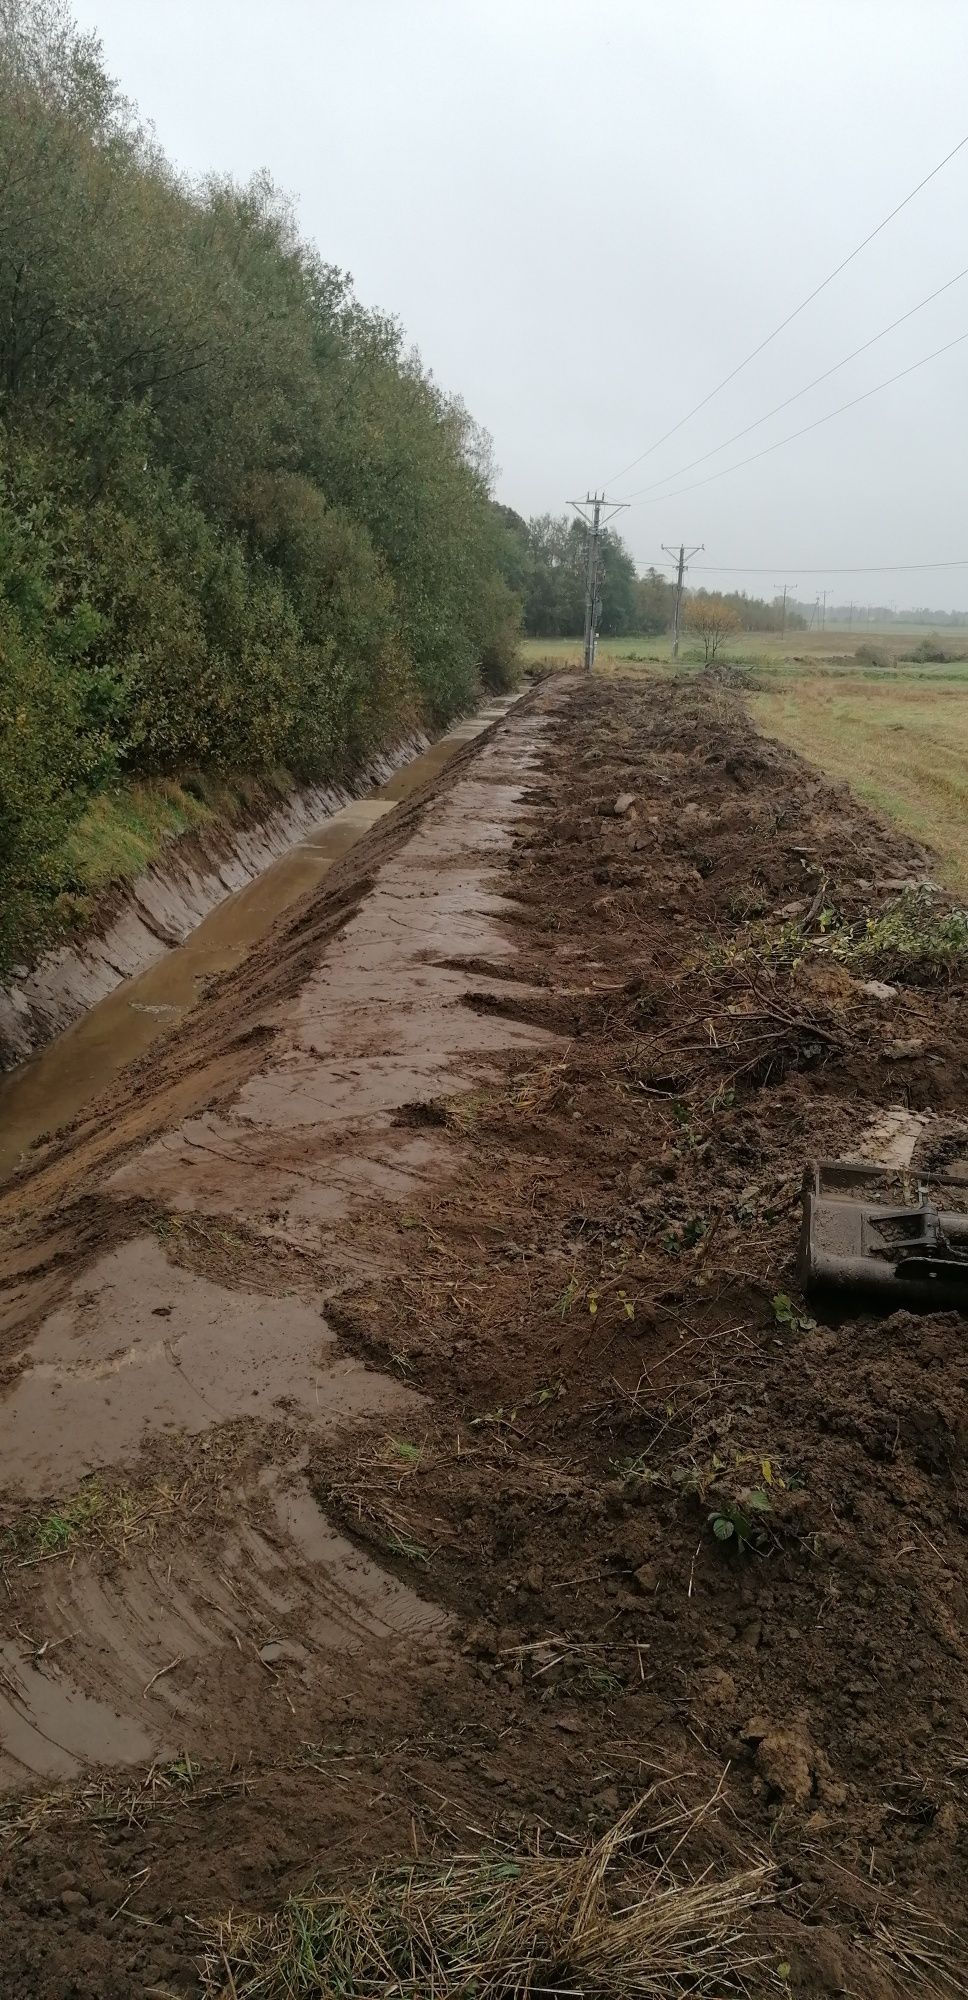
[0,700,515,1176]
[0,736,430,1074]
[1,673,967,1998]
[0,685,555,1806]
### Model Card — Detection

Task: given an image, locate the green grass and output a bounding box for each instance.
[1,1479,123,1564]
[0,1470,197,1568]
[63,781,214,894]
[54,768,296,922]
[521,629,968,679]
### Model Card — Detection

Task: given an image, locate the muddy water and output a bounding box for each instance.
[0,700,517,1184]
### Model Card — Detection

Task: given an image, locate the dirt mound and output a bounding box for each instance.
[0,675,966,1997]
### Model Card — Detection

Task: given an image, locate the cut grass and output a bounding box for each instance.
[523,632,968,895]
[0,1452,235,1570]
[750,673,968,893]
[201,1798,771,1998]
[720,890,968,985]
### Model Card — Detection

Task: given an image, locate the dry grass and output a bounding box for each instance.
[0,1756,255,1844]
[858,1910,968,1999]
[750,673,968,893]
[201,1797,770,1998]
[0,1476,170,1569]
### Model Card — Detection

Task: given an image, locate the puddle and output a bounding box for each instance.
[0,1472,447,1784]
[0,700,519,1184]
[0,1235,415,1491]
[0,1639,154,1783]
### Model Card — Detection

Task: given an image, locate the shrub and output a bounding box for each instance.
[905,632,949,664]
[0,602,110,967]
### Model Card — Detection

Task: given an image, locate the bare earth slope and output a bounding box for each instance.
[0,674,965,1998]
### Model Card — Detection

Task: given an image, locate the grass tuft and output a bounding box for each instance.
[0,1478,120,1565]
[201,1799,770,1998]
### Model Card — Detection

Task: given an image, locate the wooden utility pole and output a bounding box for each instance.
[775,582,793,639]
[570,493,628,671]
[661,541,703,658]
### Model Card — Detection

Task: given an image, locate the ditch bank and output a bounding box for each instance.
[0,734,431,1072]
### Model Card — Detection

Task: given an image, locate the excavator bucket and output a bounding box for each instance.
[799,1159,968,1312]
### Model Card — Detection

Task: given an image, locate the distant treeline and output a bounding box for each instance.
[0,1,519,970]
[824,604,968,628]
[495,510,806,638]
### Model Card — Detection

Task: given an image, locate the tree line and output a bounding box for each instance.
[0,3,811,979]
[494,510,806,641]
[0,0,519,971]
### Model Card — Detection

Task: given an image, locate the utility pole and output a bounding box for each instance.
[847,600,854,633]
[661,541,703,658]
[570,492,629,671]
[775,582,793,640]
[821,588,827,631]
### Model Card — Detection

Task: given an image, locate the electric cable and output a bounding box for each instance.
[606,127,968,486]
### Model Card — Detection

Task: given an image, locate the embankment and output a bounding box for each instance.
[0,735,427,1069]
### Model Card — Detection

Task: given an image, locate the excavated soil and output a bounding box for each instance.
[0,673,966,1998]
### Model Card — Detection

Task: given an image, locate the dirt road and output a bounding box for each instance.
[1,673,966,1997]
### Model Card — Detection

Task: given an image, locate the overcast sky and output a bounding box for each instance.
[72,0,968,610]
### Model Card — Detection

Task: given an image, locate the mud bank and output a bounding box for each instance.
[0,685,555,1803]
[0,735,432,1071]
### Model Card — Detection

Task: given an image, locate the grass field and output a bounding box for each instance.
[521,632,968,893]
[749,673,968,890]
[521,627,968,675]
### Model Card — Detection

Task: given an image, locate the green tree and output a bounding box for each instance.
[0,0,521,971]
[633,567,676,636]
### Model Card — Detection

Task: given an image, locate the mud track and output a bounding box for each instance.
[0,673,966,1997]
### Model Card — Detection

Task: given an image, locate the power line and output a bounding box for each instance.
[632,325,968,508]
[606,126,968,486]
[673,560,968,576]
[620,263,968,501]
